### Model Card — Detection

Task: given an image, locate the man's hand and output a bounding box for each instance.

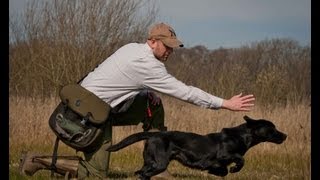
[148,91,161,105]
[221,93,255,111]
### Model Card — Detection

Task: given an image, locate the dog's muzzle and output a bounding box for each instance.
[273,132,287,144]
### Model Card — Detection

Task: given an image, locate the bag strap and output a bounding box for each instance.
[50,136,60,177]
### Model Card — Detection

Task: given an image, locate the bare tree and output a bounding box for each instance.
[9,0,158,98]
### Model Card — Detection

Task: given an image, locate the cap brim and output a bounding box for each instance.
[161,38,184,48]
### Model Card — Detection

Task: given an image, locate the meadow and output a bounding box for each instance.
[9,96,310,179]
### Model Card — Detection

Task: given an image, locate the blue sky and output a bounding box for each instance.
[156,0,310,49]
[10,0,310,50]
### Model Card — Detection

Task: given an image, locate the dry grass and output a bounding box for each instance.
[9,96,310,179]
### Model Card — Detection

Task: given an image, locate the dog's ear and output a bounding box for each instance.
[244,115,253,121]
[243,115,256,124]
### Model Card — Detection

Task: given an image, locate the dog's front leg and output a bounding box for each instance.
[229,154,244,173]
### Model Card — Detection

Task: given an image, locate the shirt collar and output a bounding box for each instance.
[144,42,155,58]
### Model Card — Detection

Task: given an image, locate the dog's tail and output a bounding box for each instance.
[106,131,159,152]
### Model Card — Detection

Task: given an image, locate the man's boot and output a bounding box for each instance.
[19,151,80,178]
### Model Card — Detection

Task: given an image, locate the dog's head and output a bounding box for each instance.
[244,115,287,144]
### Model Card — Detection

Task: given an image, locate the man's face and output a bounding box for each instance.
[151,39,173,62]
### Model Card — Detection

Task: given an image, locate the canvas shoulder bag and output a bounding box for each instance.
[48,63,111,152]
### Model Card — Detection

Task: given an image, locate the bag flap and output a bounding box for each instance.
[59,84,110,124]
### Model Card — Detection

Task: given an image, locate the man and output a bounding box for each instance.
[20,22,255,179]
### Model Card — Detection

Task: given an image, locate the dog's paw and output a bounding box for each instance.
[135,170,142,175]
[229,165,242,173]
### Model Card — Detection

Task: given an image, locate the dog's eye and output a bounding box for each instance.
[257,127,275,136]
[268,129,274,134]
[266,128,276,135]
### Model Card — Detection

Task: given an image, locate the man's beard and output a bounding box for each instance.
[162,56,168,62]
[155,55,168,62]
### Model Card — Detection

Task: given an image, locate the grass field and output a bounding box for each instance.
[9,96,310,179]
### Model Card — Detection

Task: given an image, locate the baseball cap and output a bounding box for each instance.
[148,23,184,48]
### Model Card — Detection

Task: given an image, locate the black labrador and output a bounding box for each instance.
[106,115,287,180]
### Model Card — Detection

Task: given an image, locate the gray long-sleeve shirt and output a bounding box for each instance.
[80,43,223,109]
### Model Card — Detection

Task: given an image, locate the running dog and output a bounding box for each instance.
[106,115,287,180]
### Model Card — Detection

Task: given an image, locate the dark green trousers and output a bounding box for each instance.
[77,92,165,179]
